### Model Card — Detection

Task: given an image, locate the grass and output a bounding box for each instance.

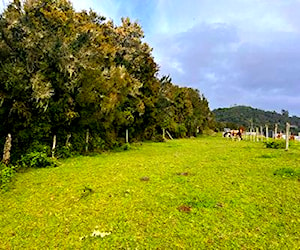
[0,136,300,249]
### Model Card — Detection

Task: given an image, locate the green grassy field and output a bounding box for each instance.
[1,136,299,249]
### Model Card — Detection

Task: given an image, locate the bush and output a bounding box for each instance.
[152,134,165,142]
[202,129,216,136]
[121,143,131,151]
[18,147,57,168]
[57,146,74,159]
[113,143,131,152]
[175,124,187,138]
[264,140,285,149]
[273,168,300,178]
[90,135,106,151]
[0,163,15,190]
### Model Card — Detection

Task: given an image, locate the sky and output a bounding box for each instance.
[1,0,300,116]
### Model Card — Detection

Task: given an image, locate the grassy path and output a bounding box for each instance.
[0,136,299,249]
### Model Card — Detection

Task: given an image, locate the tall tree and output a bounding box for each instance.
[0,0,215,159]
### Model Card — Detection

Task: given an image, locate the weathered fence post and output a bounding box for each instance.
[126,129,129,144]
[163,128,166,140]
[2,133,12,165]
[260,126,263,141]
[266,125,269,141]
[52,135,56,158]
[256,127,259,142]
[285,122,290,151]
[166,130,174,140]
[85,129,89,153]
[66,134,72,147]
[274,124,278,139]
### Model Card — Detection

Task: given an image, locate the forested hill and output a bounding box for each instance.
[213,106,300,132]
[0,0,214,161]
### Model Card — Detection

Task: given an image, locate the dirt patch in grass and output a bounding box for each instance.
[140,176,150,181]
[177,172,189,176]
[177,205,192,213]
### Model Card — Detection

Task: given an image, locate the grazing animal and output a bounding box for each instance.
[223,128,232,138]
[230,128,244,140]
[223,131,232,138]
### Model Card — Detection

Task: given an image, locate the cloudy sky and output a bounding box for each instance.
[1,1,300,116]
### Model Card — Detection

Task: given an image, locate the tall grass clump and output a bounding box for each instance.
[0,163,15,190]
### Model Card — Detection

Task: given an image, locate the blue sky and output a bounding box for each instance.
[1,0,300,116]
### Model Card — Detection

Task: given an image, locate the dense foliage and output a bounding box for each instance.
[213,105,300,133]
[0,0,214,161]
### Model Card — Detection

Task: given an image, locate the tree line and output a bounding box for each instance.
[213,105,300,133]
[0,0,214,161]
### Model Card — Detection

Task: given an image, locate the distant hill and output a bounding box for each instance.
[213,106,300,133]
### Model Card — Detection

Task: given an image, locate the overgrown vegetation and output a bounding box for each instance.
[18,150,57,169]
[273,168,300,178]
[0,163,15,190]
[264,139,286,149]
[0,137,299,248]
[0,0,214,163]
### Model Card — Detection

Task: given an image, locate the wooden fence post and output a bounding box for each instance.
[66,134,72,147]
[247,128,250,141]
[166,130,174,140]
[256,127,259,142]
[85,129,89,153]
[285,122,290,151]
[266,125,269,141]
[274,124,278,139]
[52,135,56,158]
[163,128,165,140]
[2,133,12,165]
[126,129,129,144]
[260,126,263,141]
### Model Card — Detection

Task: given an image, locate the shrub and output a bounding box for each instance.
[57,146,74,159]
[264,140,285,149]
[202,129,216,136]
[19,147,57,168]
[175,124,187,138]
[151,133,164,142]
[90,135,106,151]
[0,163,15,190]
[273,168,300,178]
